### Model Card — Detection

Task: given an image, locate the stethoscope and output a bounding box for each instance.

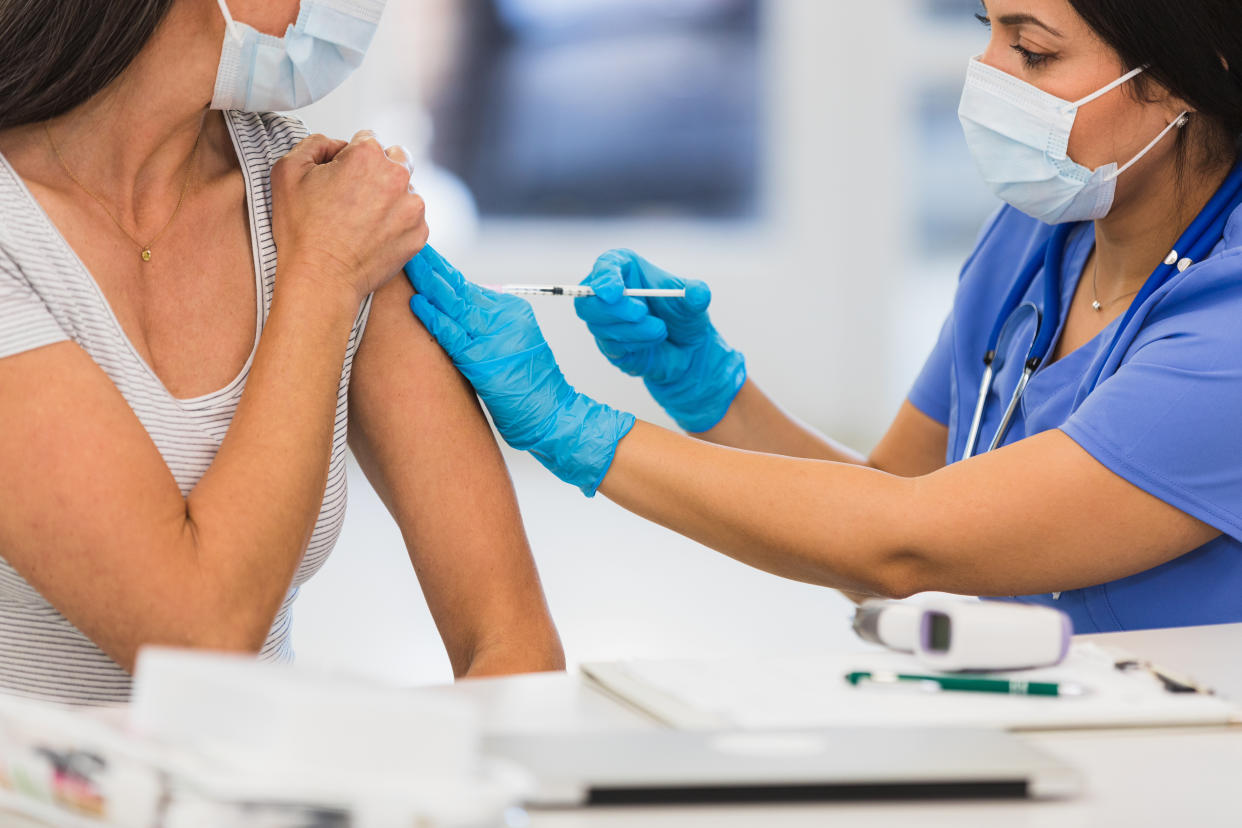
[961,162,1242,462]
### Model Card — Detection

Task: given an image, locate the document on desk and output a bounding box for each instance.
[582,642,1242,732]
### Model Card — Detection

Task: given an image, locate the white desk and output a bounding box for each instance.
[430,622,1242,827]
[4,624,1240,827]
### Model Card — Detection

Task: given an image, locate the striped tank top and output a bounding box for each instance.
[0,111,370,705]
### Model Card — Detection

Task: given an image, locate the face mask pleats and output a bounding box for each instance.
[211,0,386,112]
[958,58,1184,224]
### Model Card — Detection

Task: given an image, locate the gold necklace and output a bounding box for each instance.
[44,121,202,264]
[1090,257,1140,312]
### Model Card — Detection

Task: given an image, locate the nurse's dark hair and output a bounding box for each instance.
[1069,0,1242,169]
[0,0,178,130]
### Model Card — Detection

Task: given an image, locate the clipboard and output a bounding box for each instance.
[582,642,1242,732]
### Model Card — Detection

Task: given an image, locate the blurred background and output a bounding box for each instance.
[290,0,1001,686]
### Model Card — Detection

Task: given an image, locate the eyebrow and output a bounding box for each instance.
[995,13,1064,38]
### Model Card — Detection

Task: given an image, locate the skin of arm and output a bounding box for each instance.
[599,420,1219,600]
[698,379,948,478]
[694,380,951,603]
[0,271,363,672]
[348,275,565,679]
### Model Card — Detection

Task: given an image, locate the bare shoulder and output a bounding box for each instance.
[355,267,440,363]
[350,265,472,423]
[345,262,507,527]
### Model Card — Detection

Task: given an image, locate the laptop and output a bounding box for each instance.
[484,726,1081,807]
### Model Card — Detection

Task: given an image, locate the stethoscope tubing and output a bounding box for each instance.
[961,162,1242,463]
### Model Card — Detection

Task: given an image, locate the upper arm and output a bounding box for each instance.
[871,303,954,477]
[348,273,560,676]
[907,429,1218,597]
[0,341,201,670]
[869,401,949,478]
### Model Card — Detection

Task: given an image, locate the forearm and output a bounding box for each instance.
[182,272,361,648]
[697,383,893,605]
[697,380,867,465]
[599,421,919,597]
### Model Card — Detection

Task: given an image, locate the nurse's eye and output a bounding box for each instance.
[1011,43,1052,68]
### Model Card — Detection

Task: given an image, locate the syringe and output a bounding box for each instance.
[482,284,686,299]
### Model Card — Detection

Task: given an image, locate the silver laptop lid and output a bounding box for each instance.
[485,726,1081,807]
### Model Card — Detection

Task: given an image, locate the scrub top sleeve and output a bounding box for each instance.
[906,205,1012,427]
[1060,257,1242,541]
[907,311,954,426]
[0,257,68,360]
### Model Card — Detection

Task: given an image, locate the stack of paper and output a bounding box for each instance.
[583,642,1242,732]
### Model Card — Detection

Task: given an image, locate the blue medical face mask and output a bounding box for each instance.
[211,0,386,112]
[959,57,1188,224]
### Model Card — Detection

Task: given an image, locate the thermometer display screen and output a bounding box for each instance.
[927,612,952,653]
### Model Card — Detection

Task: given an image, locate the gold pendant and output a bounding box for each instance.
[141,248,152,263]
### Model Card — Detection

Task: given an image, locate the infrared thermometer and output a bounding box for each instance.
[853,599,1072,672]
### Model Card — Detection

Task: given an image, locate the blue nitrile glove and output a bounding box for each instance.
[574,249,747,433]
[405,246,636,497]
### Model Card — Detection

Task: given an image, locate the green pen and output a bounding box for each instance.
[844,671,1087,698]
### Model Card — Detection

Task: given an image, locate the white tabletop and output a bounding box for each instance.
[4,623,1239,827]
[434,622,1242,827]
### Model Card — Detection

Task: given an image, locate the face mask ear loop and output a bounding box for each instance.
[1061,64,1148,115]
[1107,111,1191,181]
[216,0,243,43]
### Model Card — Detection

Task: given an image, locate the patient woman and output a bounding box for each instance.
[0,0,563,705]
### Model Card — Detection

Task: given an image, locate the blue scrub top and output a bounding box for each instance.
[908,200,1242,633]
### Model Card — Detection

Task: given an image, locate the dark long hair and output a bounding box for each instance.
[1069,0,1242,168]
[0,0,178,130]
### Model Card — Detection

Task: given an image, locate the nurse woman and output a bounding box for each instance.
[407,0,1242,633]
